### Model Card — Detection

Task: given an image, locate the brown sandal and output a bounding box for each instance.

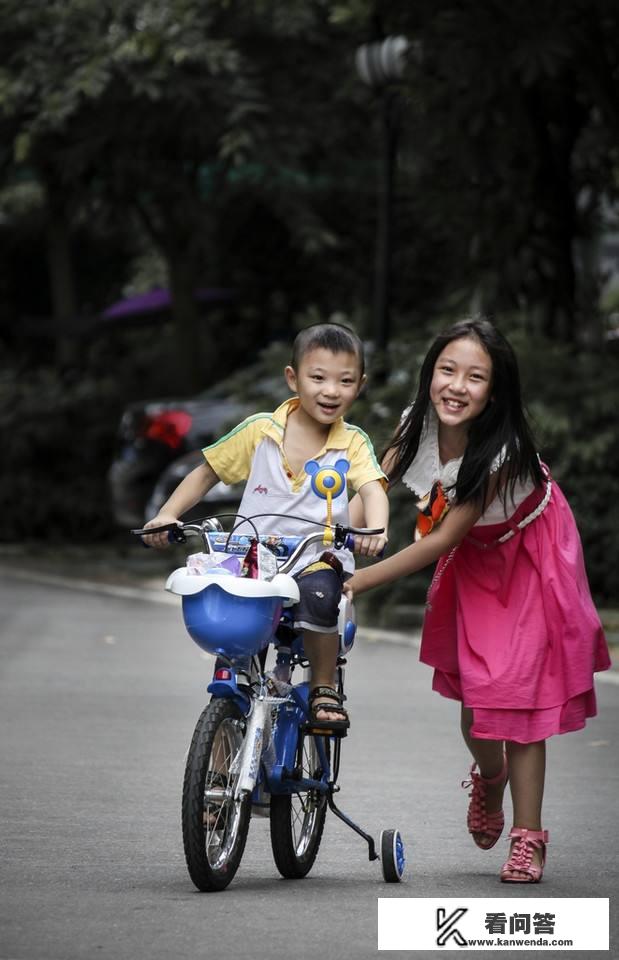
[307,685,350,736]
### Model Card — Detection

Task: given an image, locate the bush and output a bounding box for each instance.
[0,366,122,541]
[517,335,618,606]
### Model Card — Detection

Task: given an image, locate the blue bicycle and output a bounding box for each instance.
[133,512,406,892]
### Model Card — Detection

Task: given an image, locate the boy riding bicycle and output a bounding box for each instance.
[143,322,389,732]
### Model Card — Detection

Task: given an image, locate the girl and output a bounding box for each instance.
[347,318,610,883]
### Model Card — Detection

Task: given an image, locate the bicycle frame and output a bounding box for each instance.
[206,664,333,803]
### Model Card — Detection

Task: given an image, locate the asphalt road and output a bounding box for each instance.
[1,572,617,960]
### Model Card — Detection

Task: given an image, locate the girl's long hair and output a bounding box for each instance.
[383,319,544,506]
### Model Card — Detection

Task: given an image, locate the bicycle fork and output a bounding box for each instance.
[230,695,279,798]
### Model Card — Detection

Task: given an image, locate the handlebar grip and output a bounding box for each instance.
[130,524,186,545]
[344,532,385,558]
[168,528,187,544]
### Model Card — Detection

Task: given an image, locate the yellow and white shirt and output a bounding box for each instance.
[203,398,386,575]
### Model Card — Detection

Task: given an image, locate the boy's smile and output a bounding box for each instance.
[285,348,365,427]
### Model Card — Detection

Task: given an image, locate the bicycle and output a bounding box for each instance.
[133,504,406,892]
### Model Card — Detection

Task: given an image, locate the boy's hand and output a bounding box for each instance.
[141,514,181,549]
[352,533,388,558]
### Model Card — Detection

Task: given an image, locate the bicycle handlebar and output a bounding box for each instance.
[131,519,385,562]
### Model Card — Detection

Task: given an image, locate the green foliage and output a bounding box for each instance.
[0,0,379,386]
[0,366,122,540]
[347,1,619,340]
[517,334,619,604]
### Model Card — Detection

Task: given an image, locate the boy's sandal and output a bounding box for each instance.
[500,827,549,883]
[307,685,350,736]
[461,757,508,850]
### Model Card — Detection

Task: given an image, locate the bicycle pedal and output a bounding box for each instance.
[301,722,348,739]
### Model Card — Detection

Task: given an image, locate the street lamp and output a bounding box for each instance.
[356,36,408,381]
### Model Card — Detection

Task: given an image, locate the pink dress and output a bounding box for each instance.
[406,411,611,744]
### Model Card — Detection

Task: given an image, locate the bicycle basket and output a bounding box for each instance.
[166,569,300,658]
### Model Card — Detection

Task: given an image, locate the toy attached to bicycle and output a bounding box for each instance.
[133,459,406,892]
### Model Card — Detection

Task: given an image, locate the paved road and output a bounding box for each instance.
[1,572,617,960]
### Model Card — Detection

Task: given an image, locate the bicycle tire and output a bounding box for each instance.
[269,732,328,878]
[380,829,406,883]
[182,698,251,892]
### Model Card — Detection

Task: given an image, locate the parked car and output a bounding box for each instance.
[108,349,289,528]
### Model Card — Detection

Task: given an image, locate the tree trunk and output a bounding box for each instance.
[167,253,209,392]
[45,191,79,367]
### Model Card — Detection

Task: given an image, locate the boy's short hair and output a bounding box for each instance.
[291,323,365,376]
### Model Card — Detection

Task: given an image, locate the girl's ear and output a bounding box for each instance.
[284,365,297,392]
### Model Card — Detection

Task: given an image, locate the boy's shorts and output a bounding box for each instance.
[292,557,348,634]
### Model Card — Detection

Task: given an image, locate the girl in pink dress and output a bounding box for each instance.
[347,318,610,883]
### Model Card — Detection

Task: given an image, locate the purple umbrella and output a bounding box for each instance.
[101,288,235,321]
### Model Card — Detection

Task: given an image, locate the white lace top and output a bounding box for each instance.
[400,407,534,526]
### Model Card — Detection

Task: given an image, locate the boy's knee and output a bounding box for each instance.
[292,566,342,634]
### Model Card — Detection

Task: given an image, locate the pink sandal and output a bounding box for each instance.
[500,827,549,883]
[461,758,508,850]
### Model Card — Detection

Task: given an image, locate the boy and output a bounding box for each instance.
[143,323,388,730]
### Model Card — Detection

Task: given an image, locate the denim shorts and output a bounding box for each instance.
[292,565,344,634]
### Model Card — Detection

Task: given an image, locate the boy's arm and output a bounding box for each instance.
[347,492,365,528]
[142,460,220,548]
[348,444,395,529]
[354,480,389,557]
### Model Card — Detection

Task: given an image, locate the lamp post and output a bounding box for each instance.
[356,36,408,381]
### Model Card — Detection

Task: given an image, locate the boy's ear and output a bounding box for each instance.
[358,372,367,393]
[284,365,298,392]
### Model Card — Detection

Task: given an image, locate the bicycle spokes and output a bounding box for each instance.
[202,717,246,870]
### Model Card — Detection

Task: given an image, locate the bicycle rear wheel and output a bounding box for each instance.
[269,732,328,878]
[182,698,251,891]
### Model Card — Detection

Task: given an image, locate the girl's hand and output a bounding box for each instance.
[352,533,388,558]
[141,514,181,549]
[343,577,356,600]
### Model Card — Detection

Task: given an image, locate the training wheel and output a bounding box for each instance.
[380,829,406,883]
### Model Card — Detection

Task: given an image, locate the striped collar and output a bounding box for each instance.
[261,397,352,452]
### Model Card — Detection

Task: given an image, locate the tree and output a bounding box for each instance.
[335,0,619,343]
[0,0,378,384]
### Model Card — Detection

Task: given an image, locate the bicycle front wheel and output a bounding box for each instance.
[182,698,251,892]
[269,733,328,878]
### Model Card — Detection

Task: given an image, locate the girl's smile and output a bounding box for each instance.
[430,336,492,433]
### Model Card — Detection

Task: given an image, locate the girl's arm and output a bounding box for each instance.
[348,452,503,592]
[348,497,483,595]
